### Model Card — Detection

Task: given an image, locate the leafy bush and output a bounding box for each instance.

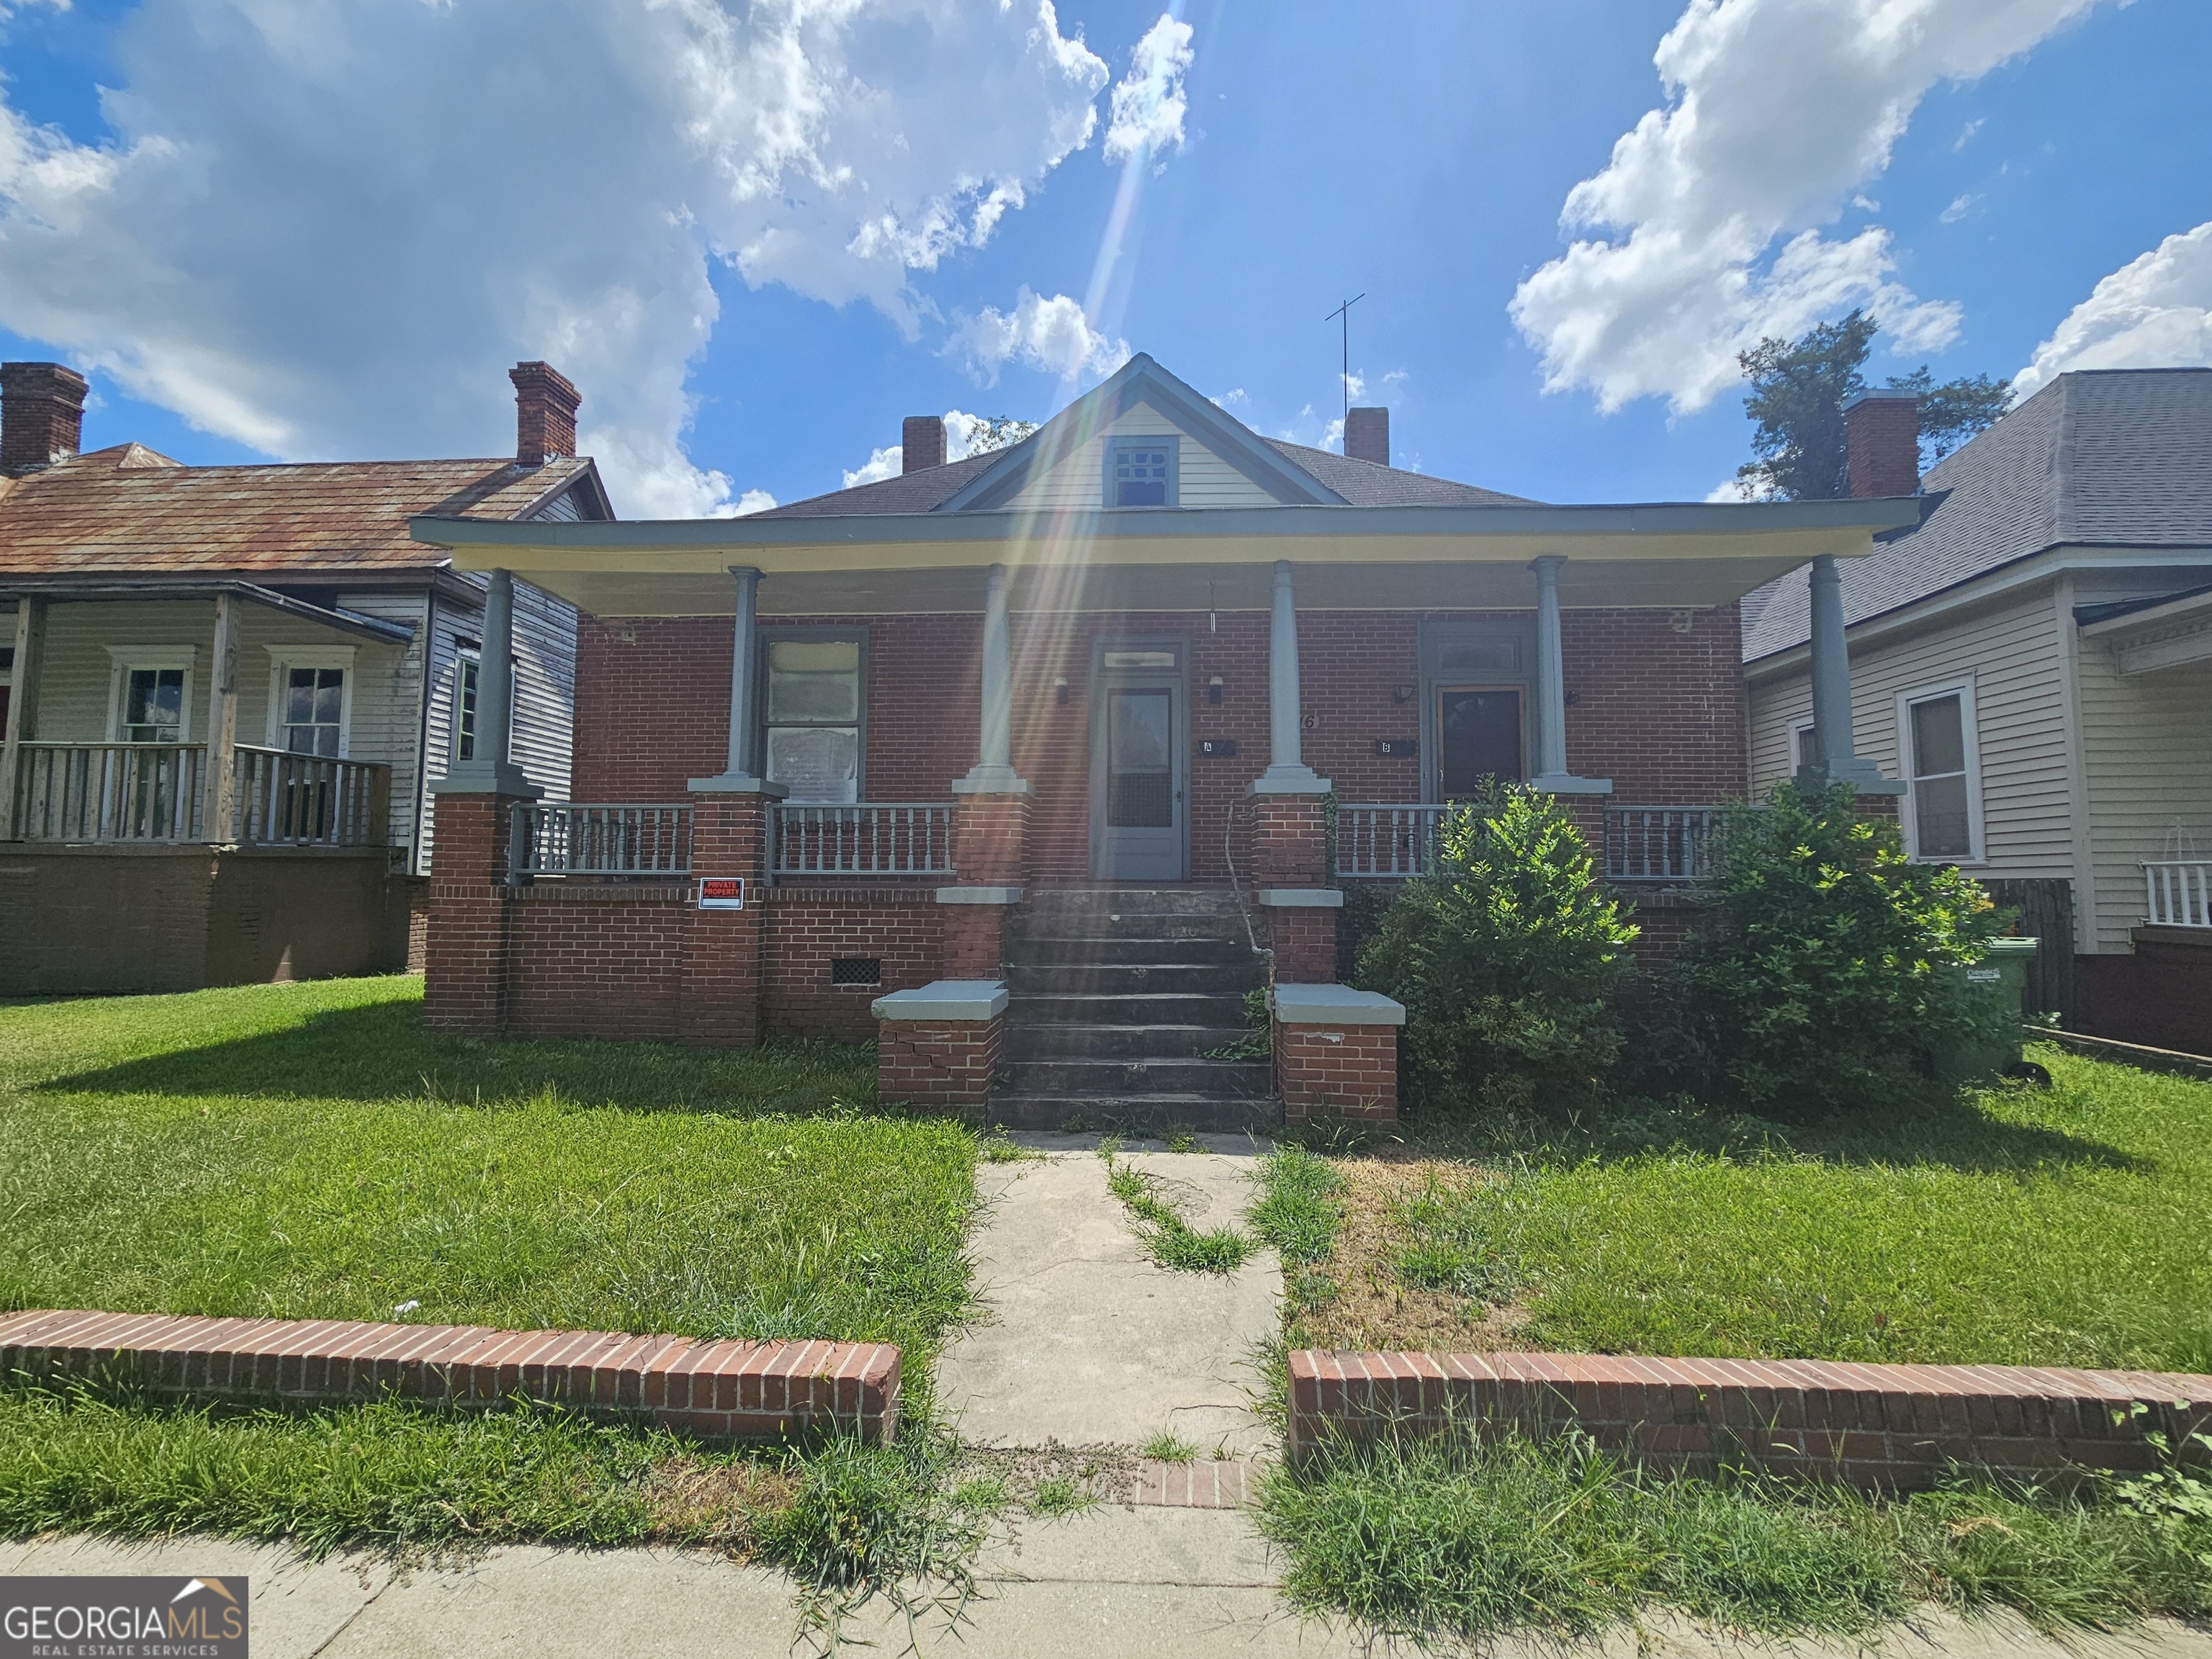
[1669,783,2008,1116]
[1355,786,1640,1113]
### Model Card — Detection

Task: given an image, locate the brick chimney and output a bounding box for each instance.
[1843,392,1919,498]
[509,361,580,468]
[1344,406,1389,467]
[1,362,89,476]
[902,415,946,473]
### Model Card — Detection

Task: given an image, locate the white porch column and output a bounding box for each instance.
[430,567,539,798]
[0,595,45,837]
[955,562,1028,795]
[1527,556,1610,796]
[1800,552,1900,795]
[1251,559,1328,795]
[202,591,240,840]
[691,565,784,795]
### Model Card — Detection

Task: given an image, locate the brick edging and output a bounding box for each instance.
[0,1309,899,1445]
[1287,1349,2212,1491]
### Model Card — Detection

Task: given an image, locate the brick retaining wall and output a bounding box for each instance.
[0,1308,899,1445]
[1288,1349,2212,1490]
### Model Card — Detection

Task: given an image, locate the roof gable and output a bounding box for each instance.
[936,354,1345,511]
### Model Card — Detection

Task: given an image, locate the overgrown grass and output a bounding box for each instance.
[0,977,978,1374]
[1246,1145,1344,1326]
[1256,1430,2212,1650]
[1384,1046,2212,1373]
[1098,1143,1254,1274]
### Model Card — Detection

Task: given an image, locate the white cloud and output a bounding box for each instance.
[0,0,1112,516]
[1953,117,1986,150]
[950,287,1130,385]
[1211,387,1247,408]
[1940,192,1980,223]
[1510,0,2108,415]
[2015,221,2212,396]
[732,487,777,516]
[842,446,904,489]
[1103,12,1194,167]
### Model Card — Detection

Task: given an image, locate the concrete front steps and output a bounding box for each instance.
[992,889,1280,1134]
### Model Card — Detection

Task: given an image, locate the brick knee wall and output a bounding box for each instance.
[878,1016,1002,1115]
[0,1308,900,1445]
[1287,1349,2212,1491]
[765,889,943,1041]
[1267,907,1337,984]
[1275,1022,1398,1124]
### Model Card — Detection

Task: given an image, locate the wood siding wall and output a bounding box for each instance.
[1007,402,1281,512]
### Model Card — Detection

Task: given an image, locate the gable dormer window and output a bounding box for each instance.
[1106,436,1177,508]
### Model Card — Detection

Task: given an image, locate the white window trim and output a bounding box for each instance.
[1789,719,1819,775]
[1895,677,1985,865]
[264,644,357,757]
[451,644,517,765]
[104,645,197,743]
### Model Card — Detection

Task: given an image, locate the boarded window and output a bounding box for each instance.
[763,637,862,803]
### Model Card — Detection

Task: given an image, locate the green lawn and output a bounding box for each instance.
[0,976,976,1370]
[1383,1043,2212,1374]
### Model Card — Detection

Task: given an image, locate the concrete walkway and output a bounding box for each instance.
[9,1524,2211,1658]
[935,1133,1280,1456]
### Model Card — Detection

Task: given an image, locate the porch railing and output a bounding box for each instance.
[230,746,388,848]
[772,802,955,879]
[1605,806,1722,884]
[10,742,204,842]
[2144,860,2212,929]
[511,803,693,880]
[1334,804,1447,880]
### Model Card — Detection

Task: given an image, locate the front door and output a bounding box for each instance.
[1091,648,1187,881]
[1435,685,1524,798]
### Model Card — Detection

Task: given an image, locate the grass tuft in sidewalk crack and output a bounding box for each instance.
[1247,1144,1345,1327]
[1098,1141,1254,1274]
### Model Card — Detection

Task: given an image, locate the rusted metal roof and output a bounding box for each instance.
[0,445,606,578]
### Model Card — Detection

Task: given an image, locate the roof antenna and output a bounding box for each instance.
[1323,293,1364,444]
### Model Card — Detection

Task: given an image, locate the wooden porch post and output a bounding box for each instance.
[1527,555,1610,798]
[0,596,45,840]
[202,591,240,842]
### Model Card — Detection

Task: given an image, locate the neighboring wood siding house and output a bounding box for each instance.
[1743,369,2212,1051]
[0,360,612,994]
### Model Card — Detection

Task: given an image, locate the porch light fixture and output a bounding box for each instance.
[1207,675,1224,705]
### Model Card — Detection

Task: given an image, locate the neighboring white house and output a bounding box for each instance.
[1743,368,2212,1052]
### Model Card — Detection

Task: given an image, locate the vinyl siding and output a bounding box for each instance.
[1748,580,2074,876]
[415,574,577,873]
[2072,572,2212,953]
[1006,401,1280,512]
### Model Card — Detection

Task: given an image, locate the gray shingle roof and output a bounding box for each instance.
[755,433,1535,518]
[1741,368,2212,662]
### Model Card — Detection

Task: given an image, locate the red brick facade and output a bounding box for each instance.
[1274,1023,1399,1125]
[877,1015,1004,1112]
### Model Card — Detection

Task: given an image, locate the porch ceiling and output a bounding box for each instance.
[411,497,1919,619]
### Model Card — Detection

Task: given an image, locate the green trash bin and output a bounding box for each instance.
[1933,936,2040,1084]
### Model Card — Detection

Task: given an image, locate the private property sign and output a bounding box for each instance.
[697,876,746,909]
[4,1576,248,1657]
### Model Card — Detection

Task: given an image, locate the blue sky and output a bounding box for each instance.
[1,0,2207,516]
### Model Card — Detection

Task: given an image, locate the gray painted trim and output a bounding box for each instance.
[1272,984,1406,1025]
[1258,888,1344,907]
[1102,433,1180,509]
[938,354,1344,512]
[413,494,1922,555]
[871,980,1010,1022]
[935,885,1022,904]
[0,579,415,643]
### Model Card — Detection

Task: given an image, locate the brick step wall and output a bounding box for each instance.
[0,1308,899,1445]
[1289,1349,2212,1491]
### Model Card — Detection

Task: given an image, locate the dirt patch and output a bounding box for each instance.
[640,1455,795,1550]
[1295,1157,1533,1353]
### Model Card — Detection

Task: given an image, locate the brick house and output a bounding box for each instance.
[414,354,1914,1128]
[0,361,611,994]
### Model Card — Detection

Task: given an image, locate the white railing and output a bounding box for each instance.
[772,802,954,878]
[1606,806,1722,883]
[230,746,388,848]
[511,803,693,880]
[1334,804,1447,879]
[10,742,204,842]
[2144,860,2212,929]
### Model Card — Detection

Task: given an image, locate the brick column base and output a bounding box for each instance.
[873,981,1007,1118]
[679,788,773,1047]
[422,789,528,1035]
[1272,984,1404,1128]
[941,790,1030,979]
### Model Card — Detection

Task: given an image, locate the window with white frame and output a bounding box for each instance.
[1105,436,1177,508]
[1791,720,1822,775]
[1899,682,1982,861]
[761,633,863,803]
[107,648,194,743]
[265,647,354,758]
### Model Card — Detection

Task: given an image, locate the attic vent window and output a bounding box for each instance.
[1107,436,1177,508]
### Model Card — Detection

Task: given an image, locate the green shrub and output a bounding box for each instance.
[1355,786,1640,1113]
[1669,783,2008,1116]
